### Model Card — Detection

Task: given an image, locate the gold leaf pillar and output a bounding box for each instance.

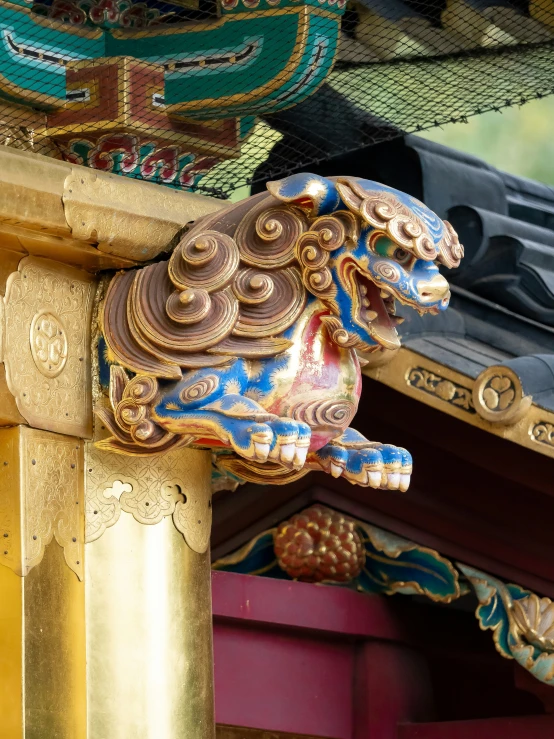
[0,426,87,739]
[85,444,215,739]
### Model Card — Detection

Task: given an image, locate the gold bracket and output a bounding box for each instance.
[3,256,96,438]
[0,426,84,580]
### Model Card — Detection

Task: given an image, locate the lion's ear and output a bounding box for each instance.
[335,179,363,215]
[266,173,340,217]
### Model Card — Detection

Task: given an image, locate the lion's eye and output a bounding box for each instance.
[394,248,411,264]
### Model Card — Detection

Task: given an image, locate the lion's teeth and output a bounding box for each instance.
[390,315,405,325]
[360,285,368,296]
[366,310,378,321]
[362,298,370,308]
[380,289,391,298]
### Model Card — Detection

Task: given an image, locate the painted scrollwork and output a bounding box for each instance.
[531,422,554,448]
[234,201,307,268]
[335,179,463,267]
[96,366,193,455]
[407,366,475,413]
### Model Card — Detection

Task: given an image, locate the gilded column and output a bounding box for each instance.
[84,444,215,739]
[0,426,87,739]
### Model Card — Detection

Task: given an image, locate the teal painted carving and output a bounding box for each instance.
[2,0,342,115]
[459,564,554,686]
[356,522,461,602]
[97,174,462,491]
[0,0,344,181]
[213,504,461,604]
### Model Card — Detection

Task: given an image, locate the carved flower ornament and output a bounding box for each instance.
[512,593,554,651]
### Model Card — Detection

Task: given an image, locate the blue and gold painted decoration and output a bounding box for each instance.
[213,530,289,578]
[459,564,554,687]
[213,506,554,688]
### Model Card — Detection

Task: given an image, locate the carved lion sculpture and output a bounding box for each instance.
[96,173,463,490]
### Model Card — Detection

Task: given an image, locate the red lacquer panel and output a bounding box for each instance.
[214,625,353,738]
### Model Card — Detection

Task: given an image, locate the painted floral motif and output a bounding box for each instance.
[59,134,219,191]
[33,0,174,28]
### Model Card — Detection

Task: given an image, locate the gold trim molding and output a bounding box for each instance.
[85,443,212,554]
[364,347,554,461]
[0,426,84,580]
[0,147,222,267]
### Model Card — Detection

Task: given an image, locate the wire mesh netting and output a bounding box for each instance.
[2,0,554,197]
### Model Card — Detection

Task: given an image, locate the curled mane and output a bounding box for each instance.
[101,178,462,381]
[101,192,311,380]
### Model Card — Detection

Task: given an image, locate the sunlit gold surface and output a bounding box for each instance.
[64,168,222,263]
[86,512,215,739]
[0,147,223,267]
[0,539,87,739]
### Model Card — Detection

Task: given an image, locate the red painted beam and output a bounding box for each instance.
[212,570,405,641]
[399,716,554,739]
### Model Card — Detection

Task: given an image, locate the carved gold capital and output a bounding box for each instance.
[0,426,84,580]
[85,443,212,554]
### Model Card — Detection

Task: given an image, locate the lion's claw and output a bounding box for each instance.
[267,418,312,469]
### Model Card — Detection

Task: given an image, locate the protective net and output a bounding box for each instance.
[3,0,554,197]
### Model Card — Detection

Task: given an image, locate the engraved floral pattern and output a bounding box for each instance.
[3,258,96,437]
[85,444,212,553]
[0,429,83,579]
[407,367,475,413]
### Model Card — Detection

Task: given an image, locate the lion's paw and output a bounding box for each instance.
[230,417,311,469]
[268,418,311,469]
[313,436,412,491]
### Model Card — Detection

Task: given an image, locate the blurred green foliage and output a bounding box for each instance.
[421,95,554,186]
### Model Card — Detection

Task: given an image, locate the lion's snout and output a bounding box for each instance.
[416,273,450,304]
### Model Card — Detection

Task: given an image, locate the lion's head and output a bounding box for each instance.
[270,173,462,354]
[101,173,463,379]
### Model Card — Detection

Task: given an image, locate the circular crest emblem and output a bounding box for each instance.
[30,310,68,378]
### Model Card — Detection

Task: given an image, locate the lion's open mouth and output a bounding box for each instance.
[354,270,403,351]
